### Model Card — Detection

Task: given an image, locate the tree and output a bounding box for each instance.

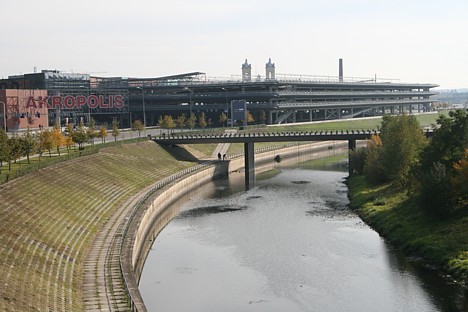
[419,110,467,170]
[415,110,468,216]
[158,115,174,134]
[198,112,207,129]
[9,134,23,164]
[363,134,386,184]
[175,114,186,131]
[219,112,227,127]
[39,129,55,157]
[349,147,367,174]
[52,123,66,156]
[247,111,255,124]
[87,117,97,145]
[164,115,176,134]
[111,117,120,142]
[20,128,37,164]
[0,129,9,170]
[72,124,89,150]
[451,150,468,208]
[186,113,197,130]
[65,123,74,153]
[132,120,144,137]
[0,129,12,171]
[98,125,108,143]
[379,115,426,184]
[259,110,267,124]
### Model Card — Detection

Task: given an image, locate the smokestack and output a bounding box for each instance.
[339,59,343,82]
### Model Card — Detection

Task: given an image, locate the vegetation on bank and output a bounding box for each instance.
[0,141,195,311]
[347,111,467,283]
[0,126,147,184]
[347,175,467,283]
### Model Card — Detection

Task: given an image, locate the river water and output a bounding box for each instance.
[139,161,466,311]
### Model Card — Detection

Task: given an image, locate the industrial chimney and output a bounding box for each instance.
[339,59,343,83]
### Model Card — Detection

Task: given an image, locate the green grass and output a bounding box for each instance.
[0,141,196,311]
[347,175,468,284]
[0,137,149,185]
[267,112,442,132]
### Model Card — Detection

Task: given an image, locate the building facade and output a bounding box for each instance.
[0,89,49,131]
[0,60,439,130]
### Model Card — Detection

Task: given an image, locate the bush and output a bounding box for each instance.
[417,162,454,217]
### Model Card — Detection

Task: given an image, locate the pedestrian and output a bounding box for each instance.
[218,152,222,160]
[223,154,226,161]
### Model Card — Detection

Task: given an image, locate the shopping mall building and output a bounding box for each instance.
[0,59,438,131]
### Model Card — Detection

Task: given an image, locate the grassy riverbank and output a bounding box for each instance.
[0,141,195,311]
[346,175,468,284]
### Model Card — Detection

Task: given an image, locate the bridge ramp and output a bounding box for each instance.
[211,129,237,159]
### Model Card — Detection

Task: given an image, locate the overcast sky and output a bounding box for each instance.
[1,0,467,89]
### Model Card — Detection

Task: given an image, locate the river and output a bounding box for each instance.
[139,160,466,311]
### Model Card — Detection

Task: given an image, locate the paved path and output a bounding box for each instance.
[82,187,145,311]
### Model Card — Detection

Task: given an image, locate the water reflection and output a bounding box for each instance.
[139,164,466,312]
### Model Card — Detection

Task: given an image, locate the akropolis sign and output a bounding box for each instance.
[26,95,125,109]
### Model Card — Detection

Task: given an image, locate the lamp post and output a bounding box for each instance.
[79,86,91,126]
[221,88,228,126]
[0,101,6,131]
[136,87,147,135]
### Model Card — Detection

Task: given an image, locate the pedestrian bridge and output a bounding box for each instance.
[152,129,432,185]
[152,130,375,185]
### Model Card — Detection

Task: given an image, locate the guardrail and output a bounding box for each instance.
[118,159,219,311]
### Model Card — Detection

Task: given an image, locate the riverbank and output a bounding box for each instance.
[346,175,468,285]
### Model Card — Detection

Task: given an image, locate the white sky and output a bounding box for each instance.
[1,0,467,89]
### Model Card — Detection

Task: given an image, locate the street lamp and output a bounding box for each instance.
[136,87,147,135]
[79,86,91,125]
[221,88,228,126]
[0,101,6,131]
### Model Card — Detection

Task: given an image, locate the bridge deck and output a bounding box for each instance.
[153,130,378,145]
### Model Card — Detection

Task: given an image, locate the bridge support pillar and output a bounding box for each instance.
[348,139,356,175]
[244,142,255,187]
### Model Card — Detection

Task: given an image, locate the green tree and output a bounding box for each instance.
[379,115,427,184]
[132,119,144,137]
[176,114,187,131]
[87,117,97,145]
[186,113,197,130]
[420,110,467,170]
[198,112,207,129]
[20,128,37,164]
[363,134,386,184]
[72,124,89,150]
[9,134,23,164]
[40,129,55,157]
[111,117,120,142]
[0,129,12,171]
[0,129,10,170]
[415,110,468,216]
[65,123,74,153]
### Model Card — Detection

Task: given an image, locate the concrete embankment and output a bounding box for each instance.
[121,141,349,311]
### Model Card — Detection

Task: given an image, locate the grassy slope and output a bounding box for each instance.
[347,175,468,284]
[0,141,195,311]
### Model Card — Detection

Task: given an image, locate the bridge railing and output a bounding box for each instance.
[152,129,381,140]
